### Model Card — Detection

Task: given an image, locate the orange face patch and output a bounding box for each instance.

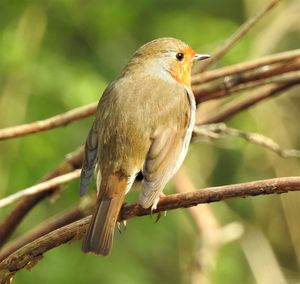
[169,47,196,87]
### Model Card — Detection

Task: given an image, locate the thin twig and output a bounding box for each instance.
[197,82,299,124]
[0,176,300,283]
[195,0,281,72]
[193,70,300,103]
[192,49,300,84]
[0,147,83,248]
[0,170,81,209]
[194,57,300,103]
[0,102,97,141]
[221,70,300,93]
[193,123,300,159]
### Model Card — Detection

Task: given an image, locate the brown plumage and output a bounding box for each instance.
[80,37,210,255]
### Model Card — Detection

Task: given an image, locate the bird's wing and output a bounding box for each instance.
[139,85,195,209]
[80,121,99,196]
[139,127,185,209]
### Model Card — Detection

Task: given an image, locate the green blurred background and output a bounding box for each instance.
[0,0,299,283]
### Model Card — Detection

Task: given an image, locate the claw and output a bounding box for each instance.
[155,212,161,223]
[150,194,166,222]
[149,198,158,218]
[117,222,122,233]
[150,203,157,216]
[117,220,127,233]
[155,210,167,223]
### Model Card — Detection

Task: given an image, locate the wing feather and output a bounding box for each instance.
[139,87,195,209]
[139,128,184,209]
[80,122,98,196]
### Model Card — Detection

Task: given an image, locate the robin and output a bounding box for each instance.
[80,37,210,255]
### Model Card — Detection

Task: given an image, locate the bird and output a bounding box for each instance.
[80,37,210,255]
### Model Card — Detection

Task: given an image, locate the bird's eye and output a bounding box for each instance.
[176,53,184,61]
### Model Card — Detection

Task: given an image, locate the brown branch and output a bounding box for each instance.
[121,177,300,219]
[192,49,300,85]
[197,82,299,124]
[0,147,83,248]
[0,103,97,141]
[0,205,89,262]
[0,216,90,284]
[193,67,300,103]
[195,0,281,72]
[225,58,300,85]
[0,176,299,283]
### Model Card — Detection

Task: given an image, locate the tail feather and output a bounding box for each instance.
[82,174,127,255]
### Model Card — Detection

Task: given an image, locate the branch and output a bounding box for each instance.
[197,82,299,124]
[195,0,281,72]
[0,103,97,141]
[193,67,300,103]
[193,123,300,159]
[0,147,83,248]
[0,177,299,283]
[0,169,81,209]
[0,217,90,284]
[193,49,300,84]
[0,200,92,261]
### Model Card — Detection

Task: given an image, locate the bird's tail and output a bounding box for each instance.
[82,174,127,255]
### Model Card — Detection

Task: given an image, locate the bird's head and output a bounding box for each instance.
[126,37,210,87]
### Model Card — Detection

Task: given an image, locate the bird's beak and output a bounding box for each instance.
[193,53,211,62]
